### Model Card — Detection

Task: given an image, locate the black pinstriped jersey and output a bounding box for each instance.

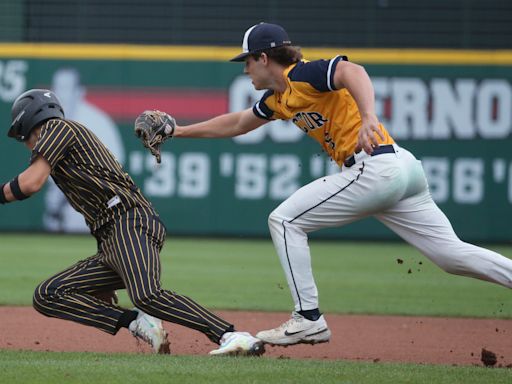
[31,119,154,234]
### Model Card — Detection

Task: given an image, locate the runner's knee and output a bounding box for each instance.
[32,280,59,314]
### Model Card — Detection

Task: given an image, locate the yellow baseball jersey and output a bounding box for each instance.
[253,55,394,166]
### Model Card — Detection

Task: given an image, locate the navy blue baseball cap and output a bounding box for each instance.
[230,22,292,62]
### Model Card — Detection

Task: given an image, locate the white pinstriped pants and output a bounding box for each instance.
[268,144,512,311]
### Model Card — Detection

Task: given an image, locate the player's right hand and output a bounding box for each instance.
[356,114,385,154]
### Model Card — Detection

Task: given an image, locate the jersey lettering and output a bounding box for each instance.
[324,131,335,149]
[292,111,328,133]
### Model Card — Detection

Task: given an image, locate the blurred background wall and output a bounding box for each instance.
[0,0,511,242]
[1,0,511,48]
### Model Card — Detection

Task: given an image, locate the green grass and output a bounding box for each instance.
[0,234,510,317]
[1,234,511,383]
[0,350,510,384]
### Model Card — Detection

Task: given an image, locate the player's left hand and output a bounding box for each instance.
[356,114,385,154]
[134,110,176,163]
[91,290,119,306]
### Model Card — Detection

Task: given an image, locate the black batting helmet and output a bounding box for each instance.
[8,89,65,142]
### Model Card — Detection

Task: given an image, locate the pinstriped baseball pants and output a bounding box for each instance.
[33,206,232,343]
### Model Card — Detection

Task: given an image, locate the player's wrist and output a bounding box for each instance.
[9,176,29,201]
[360,111,376,118]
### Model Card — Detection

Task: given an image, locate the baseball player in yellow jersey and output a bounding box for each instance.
[136,22,512,347]
[0,89,265,356]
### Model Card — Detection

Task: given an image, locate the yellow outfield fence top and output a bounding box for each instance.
[0,43,511,65]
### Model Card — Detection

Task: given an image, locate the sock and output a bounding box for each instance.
[117,310,138,330]
[298,309,321,321]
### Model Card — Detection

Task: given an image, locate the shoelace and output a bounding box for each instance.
[276,312,304,331]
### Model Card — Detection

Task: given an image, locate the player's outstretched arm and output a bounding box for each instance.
[0,156,51,204]
[135,108,266,163]
[174,108,266,138]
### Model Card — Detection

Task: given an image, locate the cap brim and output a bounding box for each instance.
[230,52,250,62]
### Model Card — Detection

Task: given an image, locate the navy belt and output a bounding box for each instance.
[344,145,396,168]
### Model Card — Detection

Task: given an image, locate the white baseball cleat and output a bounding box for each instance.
[209,332,265,356]
[129,309,171,354]
[256,312,331,346]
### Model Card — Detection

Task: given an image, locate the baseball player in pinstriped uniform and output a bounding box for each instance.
[136,23,512,347]
[0,89,264,356]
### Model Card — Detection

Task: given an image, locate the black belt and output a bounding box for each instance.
[344,145,396,167]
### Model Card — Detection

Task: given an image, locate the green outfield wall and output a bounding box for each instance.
[0,45,511,241]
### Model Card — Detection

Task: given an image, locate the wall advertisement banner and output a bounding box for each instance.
[0,48,510,241]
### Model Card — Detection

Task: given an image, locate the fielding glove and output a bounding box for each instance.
[134,110,176,163]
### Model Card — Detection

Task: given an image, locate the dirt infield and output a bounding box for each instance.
[1,307,511,367]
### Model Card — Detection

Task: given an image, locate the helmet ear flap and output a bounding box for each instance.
[8,89,65,141]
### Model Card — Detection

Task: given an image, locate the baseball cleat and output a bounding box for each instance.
[209,332,265,356]
[256,312,331,346]
[129,309,171,354]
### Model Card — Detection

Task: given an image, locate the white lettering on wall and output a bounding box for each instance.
[232,74,512,142]
[430,79,476,139]
[476,79,512,139]
[368,77,511,140]
[390,78,429,139]
[0,60,28,102]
